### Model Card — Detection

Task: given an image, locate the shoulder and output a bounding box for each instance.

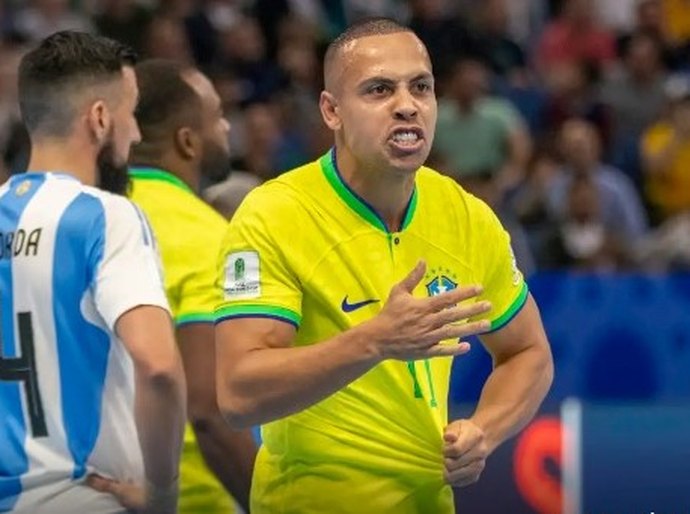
[417,167,488,209]
[417,166,500,227]
[77,187,154,248]
[232,163,319,223]
[141,183,226,235]
[47,182,134,229]
[598,165,638,190]
[82,186,142,222]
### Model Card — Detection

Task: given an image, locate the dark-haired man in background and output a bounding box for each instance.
[119,58,256,514]
[0,31,185,513]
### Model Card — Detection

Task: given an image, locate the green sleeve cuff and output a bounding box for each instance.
[488,281,529,332]
[175,312,216,327]
[214,304,301,328]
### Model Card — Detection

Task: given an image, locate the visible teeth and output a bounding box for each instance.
[392,131,419,142]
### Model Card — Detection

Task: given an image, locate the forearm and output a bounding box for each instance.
[135,366,187,489]
[218,323,381,428]
[193,419,256,513]
[469,345,553,453]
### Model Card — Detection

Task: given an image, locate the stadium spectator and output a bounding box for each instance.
[641,74,690,222]
[14,0,93,42]
[203,170,262,219]
[600,31,667,176]
[434,56,531,196]
[544,174,630,269]
[93,0,154,54]
[546,118,648,246]
[535,0,617,75]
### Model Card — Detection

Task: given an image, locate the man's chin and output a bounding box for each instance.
[386,150,428,175]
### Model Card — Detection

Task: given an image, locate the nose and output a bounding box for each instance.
[132,120,142,145]
[393,88,418,122]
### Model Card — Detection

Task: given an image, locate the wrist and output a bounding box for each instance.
[468,416,499,455]
[145,477,178,514]
[350,319,387,364]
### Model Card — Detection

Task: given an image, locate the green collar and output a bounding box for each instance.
[319,149,418,233]
[128,167,194,194]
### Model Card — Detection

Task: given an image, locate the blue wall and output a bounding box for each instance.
[450,272,690,404]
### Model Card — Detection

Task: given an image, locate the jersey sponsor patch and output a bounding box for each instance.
[224,250,260,299]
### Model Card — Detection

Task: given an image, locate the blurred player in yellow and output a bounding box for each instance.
[127,59,256,514]
[215,18,553,514]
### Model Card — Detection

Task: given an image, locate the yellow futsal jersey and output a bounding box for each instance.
[216,151,528,514]
[129,168,235,514]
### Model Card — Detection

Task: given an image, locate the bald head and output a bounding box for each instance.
[324,18,423,93]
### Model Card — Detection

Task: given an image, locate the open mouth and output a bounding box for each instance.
[388,127,424,151]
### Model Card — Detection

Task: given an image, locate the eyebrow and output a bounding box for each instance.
[358,73,434,89]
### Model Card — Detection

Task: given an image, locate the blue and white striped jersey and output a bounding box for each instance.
[0,172,170,513]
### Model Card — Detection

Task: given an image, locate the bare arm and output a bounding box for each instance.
[216,262,492,429]
[177,322,256,512]
[116,305,186,511]
[442,295,553,487]
[469,294,553,452]
[216,317,382,429]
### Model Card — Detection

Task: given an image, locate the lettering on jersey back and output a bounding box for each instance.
[0,228,42,259]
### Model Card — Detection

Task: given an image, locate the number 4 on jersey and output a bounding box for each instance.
[0,311,48,437]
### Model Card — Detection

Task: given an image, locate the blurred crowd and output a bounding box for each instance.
[2,0,690,274]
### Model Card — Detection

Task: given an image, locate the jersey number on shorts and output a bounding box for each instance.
[0,311,48,437]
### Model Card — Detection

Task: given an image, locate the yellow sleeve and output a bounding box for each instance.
[470,196,528,332]
[215,187,302,327]
[174,237,223,326]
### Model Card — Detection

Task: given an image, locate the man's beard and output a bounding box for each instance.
[96,140,130,196]
[200,138,231,184]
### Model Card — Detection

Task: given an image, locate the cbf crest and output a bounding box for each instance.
[425,267,458,296]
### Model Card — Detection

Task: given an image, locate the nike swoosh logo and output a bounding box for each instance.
[341,296,380,313]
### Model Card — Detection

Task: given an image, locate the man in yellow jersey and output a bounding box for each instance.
[127,59,256,513]
[215,18,553,514]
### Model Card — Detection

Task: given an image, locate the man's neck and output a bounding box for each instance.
[26,137,96,185]
[335,148,415,232]
[130,155,199,192]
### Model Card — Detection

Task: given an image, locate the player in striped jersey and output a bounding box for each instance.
[0,32,186,513]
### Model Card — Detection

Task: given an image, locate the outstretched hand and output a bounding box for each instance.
[370,261,492,361]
